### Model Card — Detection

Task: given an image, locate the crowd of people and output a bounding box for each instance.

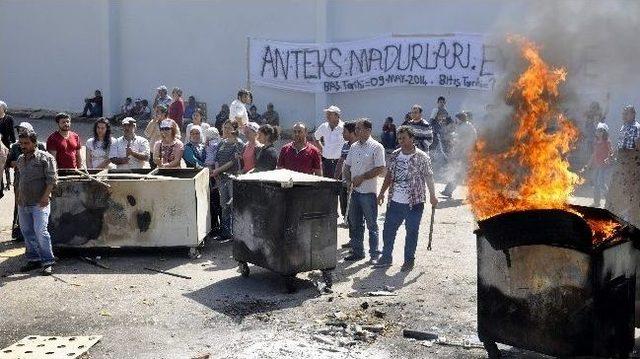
[0,87,639,276]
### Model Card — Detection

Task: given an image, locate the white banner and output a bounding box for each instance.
[249,34,496,93]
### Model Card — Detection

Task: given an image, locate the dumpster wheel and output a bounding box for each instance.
[321,270,333,289]
[188,247,202,259]
[238,261,250,278]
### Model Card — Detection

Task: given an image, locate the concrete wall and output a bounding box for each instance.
[0,0,633,131]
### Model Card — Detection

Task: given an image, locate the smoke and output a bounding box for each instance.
[473,0,640,160]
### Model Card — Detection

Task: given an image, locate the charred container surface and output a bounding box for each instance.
[232,169,340,276]
[476,205,640,358]
[49,168,210,249]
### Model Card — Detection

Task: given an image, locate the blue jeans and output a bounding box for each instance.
[348,192,380,258]
[593,166,608,205]
[218,178,233,237]
[381,201,424,263]
[18,204,55,265]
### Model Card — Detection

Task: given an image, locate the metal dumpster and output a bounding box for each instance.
[232,169,340,291]
[49,168,210,256]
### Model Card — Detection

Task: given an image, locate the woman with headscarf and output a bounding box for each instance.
[204,127,223,234]
[185,108,210,143]
[183,125,206,168]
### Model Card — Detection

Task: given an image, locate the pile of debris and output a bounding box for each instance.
[309,304,388,349]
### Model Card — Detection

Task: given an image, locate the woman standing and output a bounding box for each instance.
[254,124,279,172]
[375,126,438,272]
[153,119,184,168]
[183,125,206,168]
[185,108,210,143]
[169,87,185,129]
[86,118,115,169]
[214,104,230,134]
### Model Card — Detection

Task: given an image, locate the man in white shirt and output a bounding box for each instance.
[109,117,150,169]
[228,89,251,128]
[314,105,345,178]
[343,118,386,262]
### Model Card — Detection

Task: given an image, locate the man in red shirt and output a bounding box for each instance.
[46,113,82,169]
[278,122,322,176]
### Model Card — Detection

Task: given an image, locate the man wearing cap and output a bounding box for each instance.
[153,85,172,109]
[278,123,322,176]
[314,105,345,179]
[241,122,261,173]
[47,113,82,169]
[110,117,150,169]
[15,131,57,275]
[7,122,46,241]
[229,89,251,128]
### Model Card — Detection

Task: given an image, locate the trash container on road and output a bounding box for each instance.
[232,169,340,291]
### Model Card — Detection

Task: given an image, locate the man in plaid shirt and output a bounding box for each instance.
[617,105,640,151]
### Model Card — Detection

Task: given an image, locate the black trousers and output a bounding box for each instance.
[339,185,349,216]
[322,157,339,178]
[209,180,222,231]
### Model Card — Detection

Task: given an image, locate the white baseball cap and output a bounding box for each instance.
[157,85,168,91]
[323,105,341,115]
[15,121,34,132]
[160,119,173,128]
[121,117,136,125]
[246,122,260,132]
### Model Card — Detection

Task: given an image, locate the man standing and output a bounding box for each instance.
[229,89,251,128]
[428,96,450,155]
[262,103,280,126]
[110,117,150,169]
[343,119,386,262]
[278,123,322,176]
[314,105,345,179]
[153,85,172,109]
[7,122,45,241]
[335,121,357,228]
[606,105,640,228]
[0,100,16,190]
[47,113,82,169]
[402,105,433,153]
[15,131,57,275]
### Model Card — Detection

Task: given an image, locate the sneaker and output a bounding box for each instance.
[440,190,452,199]
[372,259,392,268]
[19,261,41,273]
[213,235,232,243]
[341,242,352,249]
[41,265,53,276]
[344,253,365,261]
[337,222,349,229]
[368,254,381,264]
[400,261,415,272]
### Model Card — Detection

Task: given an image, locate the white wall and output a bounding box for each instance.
[0,0,634,131]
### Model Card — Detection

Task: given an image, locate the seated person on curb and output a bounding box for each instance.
[80,89,103,118]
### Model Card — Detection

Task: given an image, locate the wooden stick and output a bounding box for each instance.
[143,267,192,279]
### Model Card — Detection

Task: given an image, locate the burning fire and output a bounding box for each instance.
[467,36,619,241]
[468,36,579,219]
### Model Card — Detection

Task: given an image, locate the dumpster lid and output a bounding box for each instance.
[235,169,338,185]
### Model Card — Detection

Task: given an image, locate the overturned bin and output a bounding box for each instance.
[232,169,340,291]
[49,168,210,255]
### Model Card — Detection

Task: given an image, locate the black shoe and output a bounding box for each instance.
[41,265,53,276]
[214,235,232,243]
[20,261,41,273]
[341,242,352,249]
[440,190,452,199]
[400,261,415,272]
[344,253,365,261]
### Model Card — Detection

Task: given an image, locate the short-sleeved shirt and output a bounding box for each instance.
[344,137,385,194]
[8,142,46,190]
[387,148,433,208]
[391,152,413,204]
[402,119,433,152]
[215,139,245,176]
[254,144,279,172]
[229,99,249,127]
[242,142,257,172]
[16,149,57,206]
[46,131,81,169]
[277,142,322,175]
[109,135,150,169]
[86,137,115,169]
[314,121,345,160]
[153,139,184,168]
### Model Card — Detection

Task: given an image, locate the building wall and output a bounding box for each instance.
[0,0,631,131]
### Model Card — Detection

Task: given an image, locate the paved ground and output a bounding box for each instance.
[0,118,615,359]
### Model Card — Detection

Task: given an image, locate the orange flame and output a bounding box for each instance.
[467,36,580,220]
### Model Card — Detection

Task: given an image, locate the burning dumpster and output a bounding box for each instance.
[49,168,210,255]
[476,205,640,358]
[232,169,340,291]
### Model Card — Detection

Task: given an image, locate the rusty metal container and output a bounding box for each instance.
[49,168,210,251]
[232,169,340,290]
[475,205,640,358]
